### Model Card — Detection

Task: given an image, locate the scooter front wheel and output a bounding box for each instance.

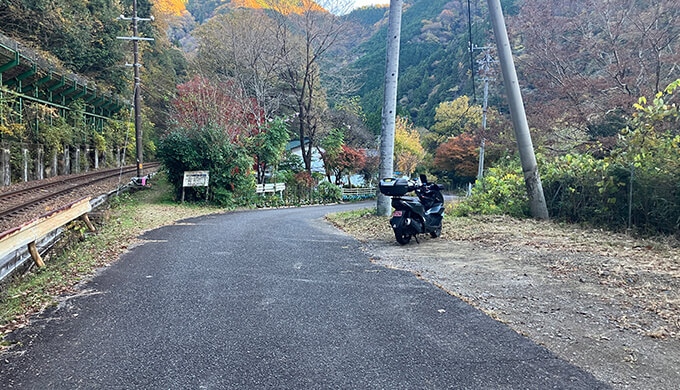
[395,230,411,245]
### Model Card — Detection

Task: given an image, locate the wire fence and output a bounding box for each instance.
[544,163,680,235]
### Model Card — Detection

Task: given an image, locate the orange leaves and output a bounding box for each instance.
[434,133,479,177]
[153,0,187,16]
[394,116,425,176]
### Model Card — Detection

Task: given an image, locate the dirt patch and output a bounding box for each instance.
[327,210,680,389]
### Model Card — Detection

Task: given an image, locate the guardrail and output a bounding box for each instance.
[0,197,95,276]
[342,187,376,200]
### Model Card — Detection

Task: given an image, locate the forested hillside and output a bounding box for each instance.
[0,0,129,91]
[186,0,324,23]
[352,0,516,133]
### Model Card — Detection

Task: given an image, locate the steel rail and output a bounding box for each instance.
[0,163,159,221]
[0,163,159,203]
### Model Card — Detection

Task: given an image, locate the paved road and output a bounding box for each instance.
[1,204,606,389]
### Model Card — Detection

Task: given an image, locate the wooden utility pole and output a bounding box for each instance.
[377,0,403,216]
[487,0,549,219]
[117,0,154,178]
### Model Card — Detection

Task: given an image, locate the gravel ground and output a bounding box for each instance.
[0,167,148,233]
[327,211,680,389]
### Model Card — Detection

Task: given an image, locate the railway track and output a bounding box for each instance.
[0,163,159,222]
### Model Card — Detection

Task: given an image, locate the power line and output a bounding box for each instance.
[467,0,476,103]
[116,1,154,179]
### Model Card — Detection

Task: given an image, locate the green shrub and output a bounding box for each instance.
[455,80,680,235]
[157,127,255,207]
[453,158,530,218]
[317,181,343,203]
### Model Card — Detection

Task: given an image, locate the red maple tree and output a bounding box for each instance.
[171,75,264,143]
[433,133,479,178]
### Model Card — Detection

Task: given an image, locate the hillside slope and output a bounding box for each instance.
[350,0,521,132]
[186,0,324,23]
[352,0,480,131]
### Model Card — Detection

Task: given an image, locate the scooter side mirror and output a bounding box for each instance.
[419,174,428,184]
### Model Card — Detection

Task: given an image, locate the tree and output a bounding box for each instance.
[433,132,478,181]
[272,0,354,173]
[160,76,264,204]
[252,117,291,184]
[325,96,374,148]
[425,96,482,153]
[511,0,680,138]
[335,144,366,186]
[320,127,345,182]
[171,75,263,143]
[195,9,285,121]
[394,116,425,176]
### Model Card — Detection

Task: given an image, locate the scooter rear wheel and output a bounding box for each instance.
[395,231,411,245]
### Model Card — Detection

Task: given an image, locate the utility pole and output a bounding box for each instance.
[472,45,498,182]
[377,0,403,216]
[487,0,549,219]
[117,0,154,178]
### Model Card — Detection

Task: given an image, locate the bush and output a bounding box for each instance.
[157,127,255,207]
[453,158,530,218]
[317,181,342,203]
[455,80,680,235]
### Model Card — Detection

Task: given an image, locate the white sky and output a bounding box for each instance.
[352,0,390,9]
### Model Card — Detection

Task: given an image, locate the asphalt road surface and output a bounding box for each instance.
[1,203,607,389]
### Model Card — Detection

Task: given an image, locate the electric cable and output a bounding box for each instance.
[468,0,476,103]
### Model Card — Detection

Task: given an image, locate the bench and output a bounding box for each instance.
[256,183,286,195]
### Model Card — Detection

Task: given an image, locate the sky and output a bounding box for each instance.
[352,0,390,9]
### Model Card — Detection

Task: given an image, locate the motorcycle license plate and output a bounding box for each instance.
[393,210,403,217]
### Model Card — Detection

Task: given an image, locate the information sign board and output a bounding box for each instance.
[182,171,209,187]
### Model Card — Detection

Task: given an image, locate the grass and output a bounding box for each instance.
[0,173,224,338]
[327,206,680,263]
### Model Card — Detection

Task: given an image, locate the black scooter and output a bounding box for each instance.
[379,174,445,245]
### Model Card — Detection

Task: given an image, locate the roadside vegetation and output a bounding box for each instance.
[456,81,680,236]
[0,174,221,341]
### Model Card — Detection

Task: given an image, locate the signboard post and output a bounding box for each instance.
[182,171,210,203]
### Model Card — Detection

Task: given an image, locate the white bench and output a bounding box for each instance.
[342,187,376,200]
[256,182,286,195]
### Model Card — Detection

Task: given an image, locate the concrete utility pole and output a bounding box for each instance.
[487,0,549,219]
[117,0,154,178]
[377,0,404,217]
[472,45,498,182]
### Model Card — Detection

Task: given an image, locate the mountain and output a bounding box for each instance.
[348,0,519,133]
[352,0,476,132]
[185,0,325,23]
[155,0,189,16]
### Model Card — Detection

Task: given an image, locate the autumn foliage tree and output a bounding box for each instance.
[511,0,680,140]
[394,116,425,177]
[171,75,264,142]
[422,96,482,154]
[334,145,366,187]
[433,133,479,184]
[160,76,285,205]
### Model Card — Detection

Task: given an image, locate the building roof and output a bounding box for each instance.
[285,137,310,151]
